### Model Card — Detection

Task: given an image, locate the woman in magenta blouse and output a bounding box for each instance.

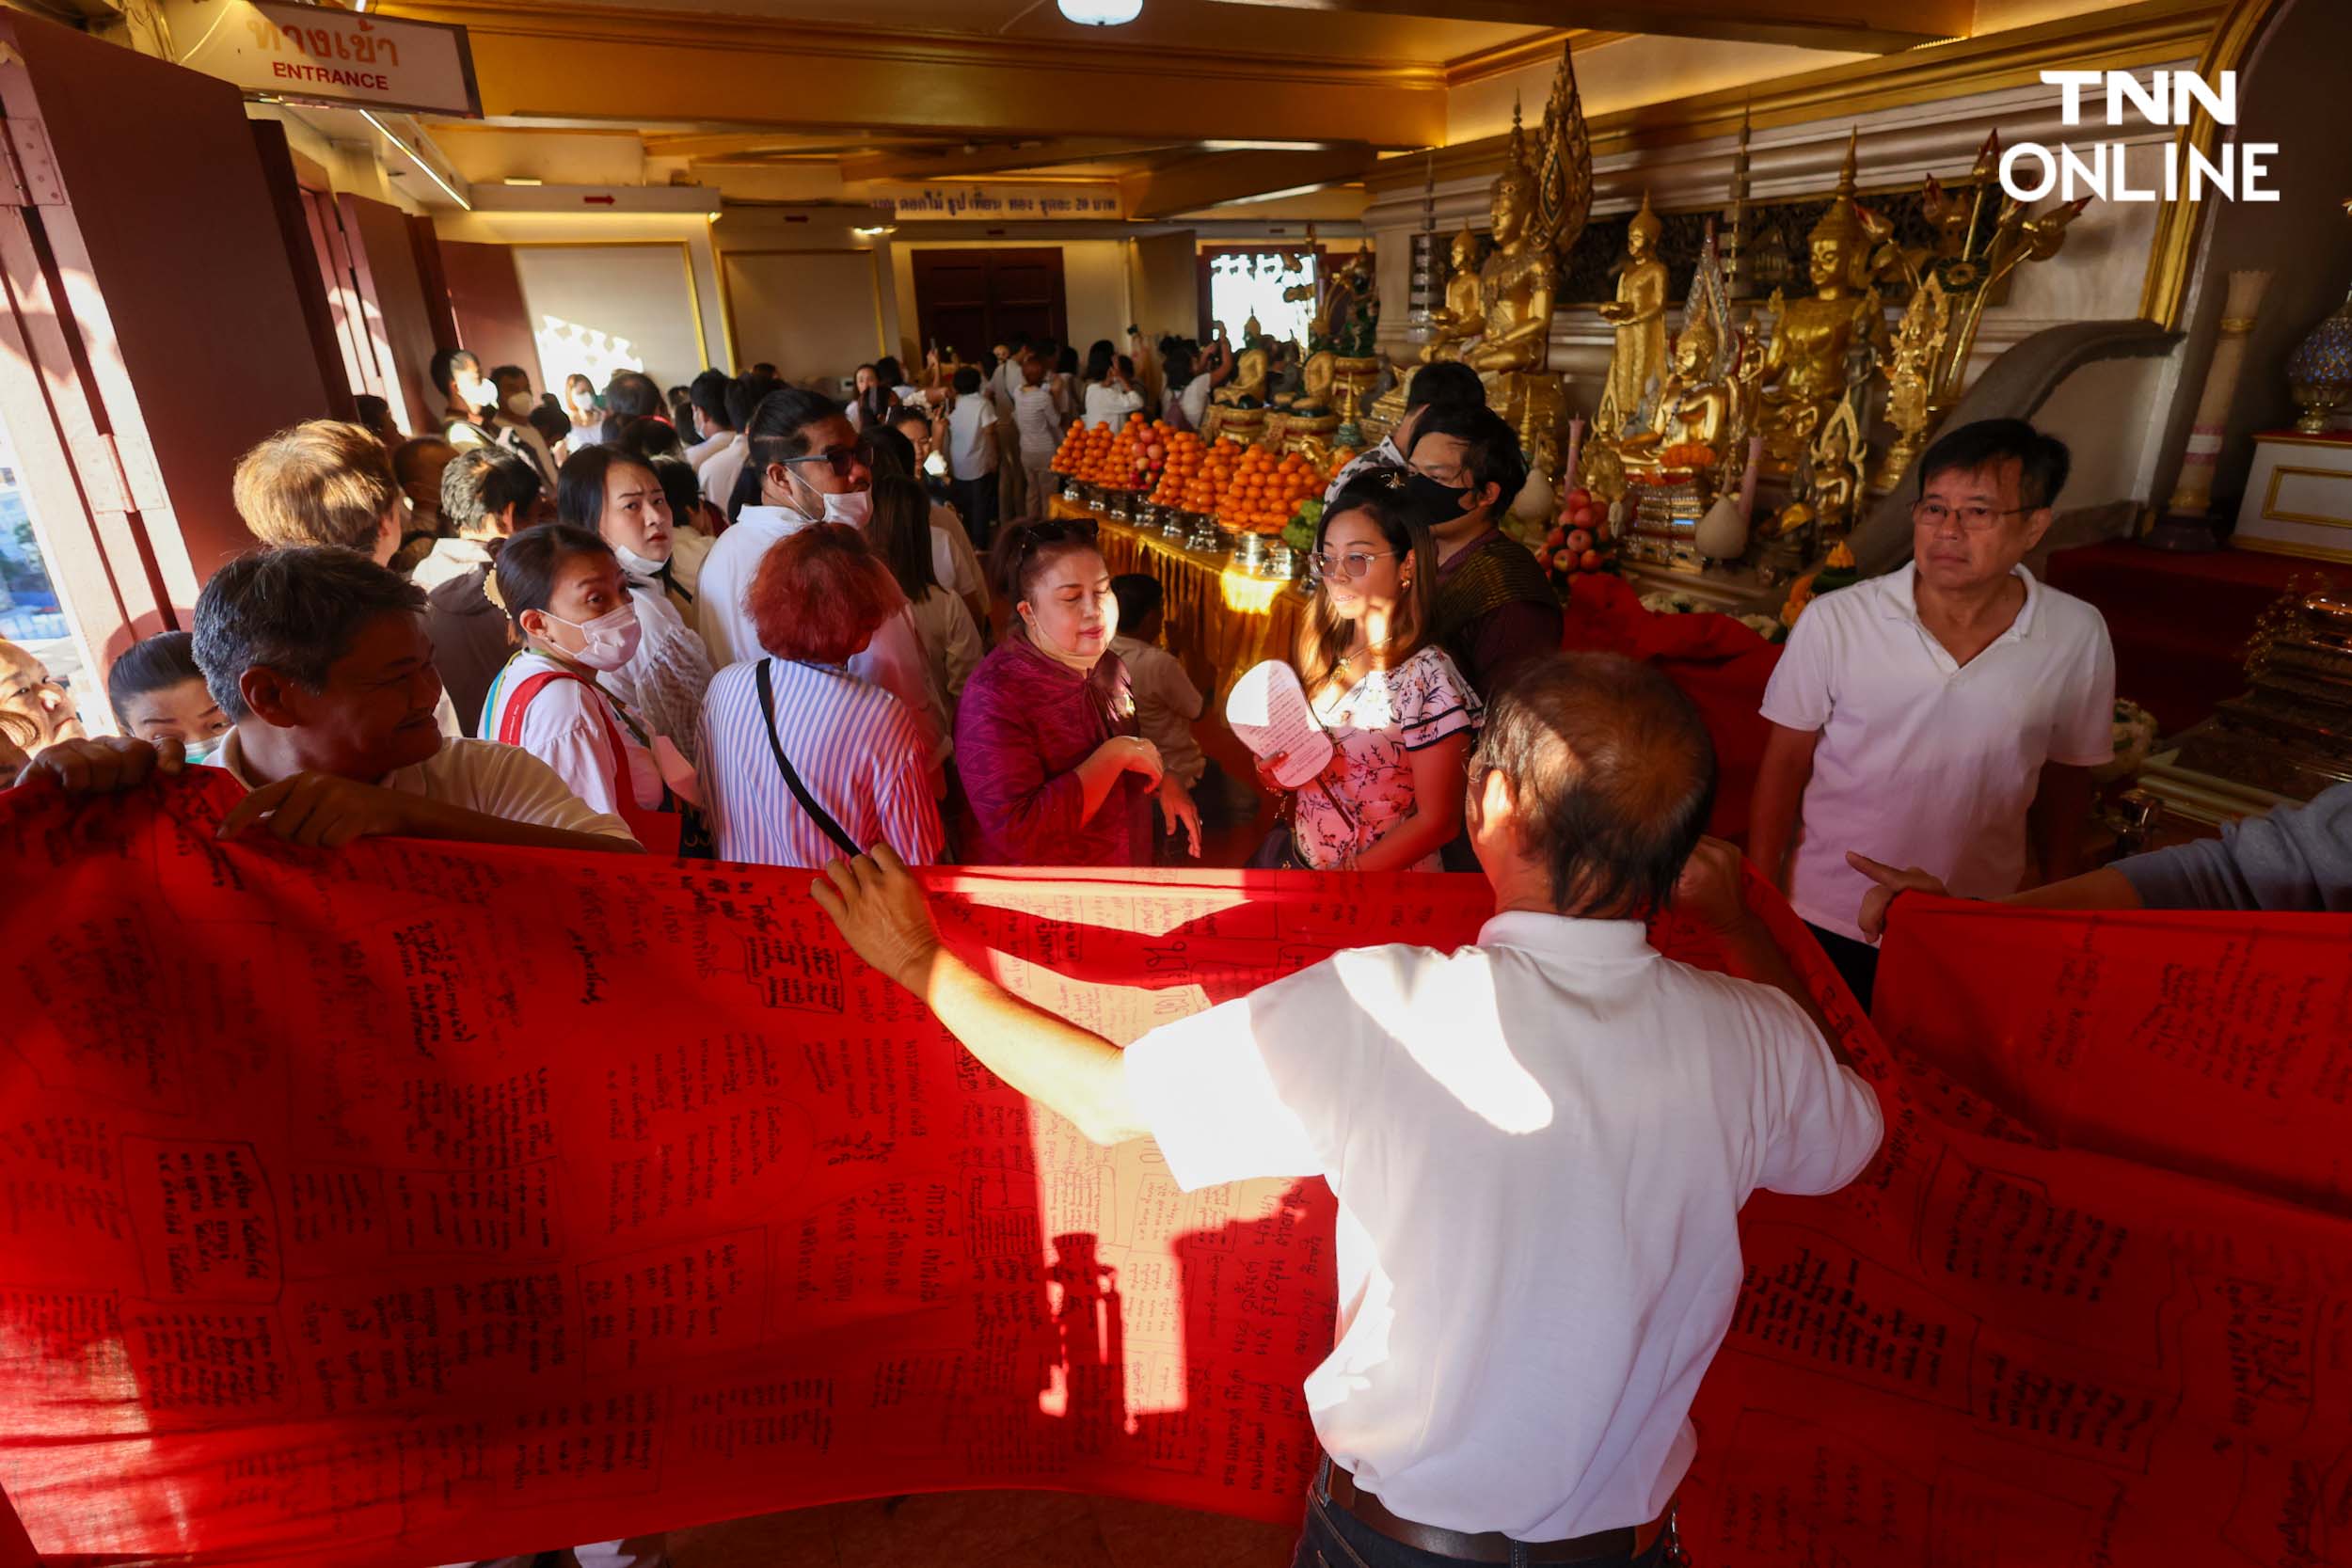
[955,516,1200,866]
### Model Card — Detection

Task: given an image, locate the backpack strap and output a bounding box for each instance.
[498,666,682,855]
[755,658,862,860]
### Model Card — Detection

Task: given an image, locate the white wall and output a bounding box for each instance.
[435,211,728,378]
[723,250,889,396]
[510,245,708,392]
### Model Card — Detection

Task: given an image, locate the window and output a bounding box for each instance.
[1203,249,1317,349]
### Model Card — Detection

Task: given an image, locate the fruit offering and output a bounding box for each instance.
[1541,484,1613,583]
[1147,430,1210,509]
[1211,444,1329,534]
[1050,419,1112,483]
[1051,414,1165,490]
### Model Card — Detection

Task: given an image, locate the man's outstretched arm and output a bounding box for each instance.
[812,847,1148,1148]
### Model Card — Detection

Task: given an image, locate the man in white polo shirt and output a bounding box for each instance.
[1750,418,2114,1008]
[815,652,1883,1568]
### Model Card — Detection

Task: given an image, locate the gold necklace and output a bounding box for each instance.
[1336,633,1397,671]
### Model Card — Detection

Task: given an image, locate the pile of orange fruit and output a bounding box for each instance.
[1052,414,1177,492]
[1147,431,1210,509]
[1152,438,1331,533]
[1050,420,1115,483]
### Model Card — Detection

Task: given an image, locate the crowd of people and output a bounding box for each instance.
[6,335,2347,1568]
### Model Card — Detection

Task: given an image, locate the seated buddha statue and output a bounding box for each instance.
[1421,221,1488,365]
[1808,402,1866,537]
[1756,133,1890,474]
[1616,318,1730,477]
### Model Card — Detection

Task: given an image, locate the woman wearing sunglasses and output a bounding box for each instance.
[955,515,1200,867]
[1274,485,1483,872]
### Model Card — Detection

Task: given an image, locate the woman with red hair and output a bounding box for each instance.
[698,523,944,867]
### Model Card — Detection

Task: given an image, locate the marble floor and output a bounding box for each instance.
[665,1491,1297,1568]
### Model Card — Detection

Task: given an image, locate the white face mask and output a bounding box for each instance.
[787,466,872,529]
[503,391,533,418]
[612,542,668,578]
[540,601,643,671]
[179,734,224,767]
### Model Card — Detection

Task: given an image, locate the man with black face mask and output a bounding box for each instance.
[1397,403,1564,705]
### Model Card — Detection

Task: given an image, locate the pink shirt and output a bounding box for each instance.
[953,635,1152,867]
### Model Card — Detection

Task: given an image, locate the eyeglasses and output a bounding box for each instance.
[1912,499,2029,532]
[1310,546,1398,582]
[784,446,862,479]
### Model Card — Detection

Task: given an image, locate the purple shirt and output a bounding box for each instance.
[955,634,1152,867]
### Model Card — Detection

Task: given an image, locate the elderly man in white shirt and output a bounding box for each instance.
[15,546,639,851]
[1751,419,2115,1010]
[816,650,1883,1568]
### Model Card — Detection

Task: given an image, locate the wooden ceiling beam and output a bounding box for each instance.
[842,138,1197,182]
[1200,0,1973,54]
[1121,147,1376,221]
[381,0,1449,147]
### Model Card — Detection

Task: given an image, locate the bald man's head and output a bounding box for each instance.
[1470,653,1717,920]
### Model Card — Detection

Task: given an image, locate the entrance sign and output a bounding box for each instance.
[170,0,481,119]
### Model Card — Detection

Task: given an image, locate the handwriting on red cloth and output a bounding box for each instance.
[3,772,2347,1566]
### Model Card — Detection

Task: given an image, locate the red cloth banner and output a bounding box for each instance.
[3,773,2348,1566]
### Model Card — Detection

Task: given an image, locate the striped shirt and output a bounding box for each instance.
[701,657,944,869]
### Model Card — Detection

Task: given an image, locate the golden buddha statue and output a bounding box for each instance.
[1420,220,1487,365]
[1757,131,1889,473]
[1618,318,1730,472]
[1370,40,1588,465]
[1808,398,1867,536]
[1464,113,1561,375]
[1595,192,1669,434]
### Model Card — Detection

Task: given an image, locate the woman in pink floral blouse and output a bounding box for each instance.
[1277,488,1482,871]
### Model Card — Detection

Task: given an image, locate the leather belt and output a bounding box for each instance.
[1318,1458,1669,1565]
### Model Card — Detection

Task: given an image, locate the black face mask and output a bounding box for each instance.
[1402,469,1475,519]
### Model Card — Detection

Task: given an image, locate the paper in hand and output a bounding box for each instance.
[1225,660,1332,790]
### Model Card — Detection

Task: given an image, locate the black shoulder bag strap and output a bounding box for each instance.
[755,658,863,859]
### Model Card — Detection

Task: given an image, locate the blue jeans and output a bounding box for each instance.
[1290,1478,1674,1568]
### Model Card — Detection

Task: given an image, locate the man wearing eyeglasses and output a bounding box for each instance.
[1750,418,2115,1008]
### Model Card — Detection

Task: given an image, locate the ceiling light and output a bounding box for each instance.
[1057,0,1142,24]
[504,177,543,186]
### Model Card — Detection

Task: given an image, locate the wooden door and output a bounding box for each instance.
[909,247,1067,364]
[0,10,332,683]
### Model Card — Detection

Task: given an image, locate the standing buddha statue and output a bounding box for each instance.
[1756,131,1890,473]
[1595,192,1669,436]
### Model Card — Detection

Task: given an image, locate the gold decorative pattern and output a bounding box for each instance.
[2136,0,2285,329]
[1366,0,2224,192]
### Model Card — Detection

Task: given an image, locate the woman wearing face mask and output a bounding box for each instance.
[697,387,948,791]
[563,373,604,445]
[1262,487,1481,872]
[481,523,686,852]
[106,631,230,765]
[557,447,715,768]
[954,516,1199,867]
